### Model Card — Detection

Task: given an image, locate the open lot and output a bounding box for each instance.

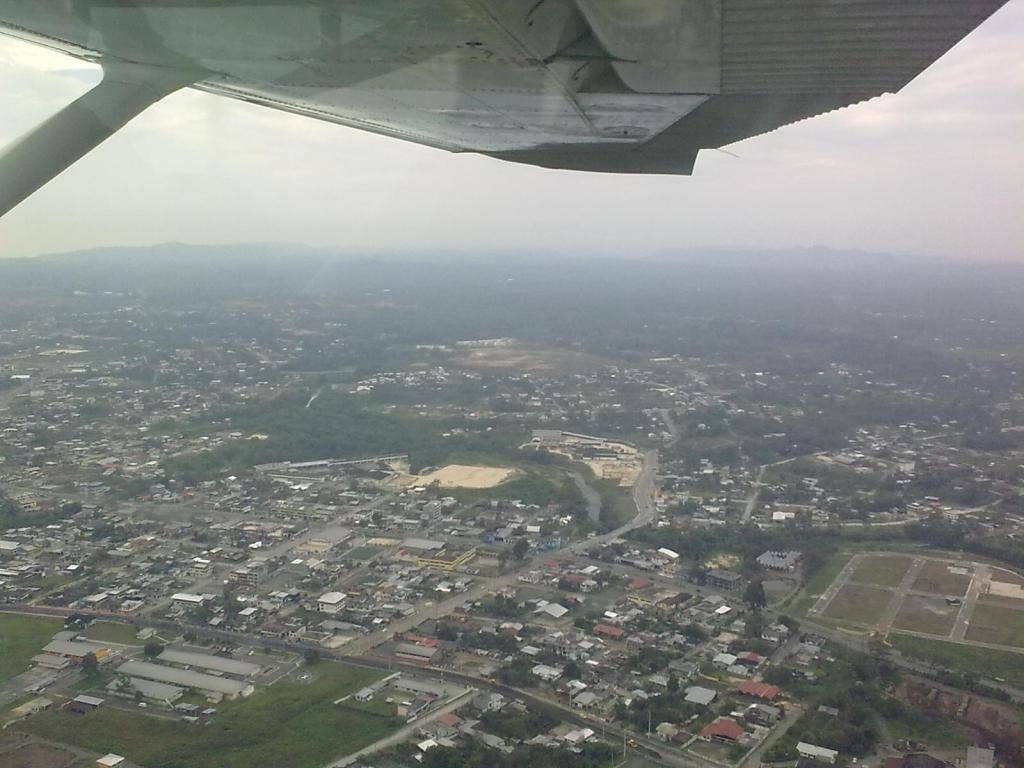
[342,546,379,561]
[989,567,1024,587]
[823,583,893,625]
[892,595,958,636]
[850,554,912,588]
[794,551,852,616]
[16,661,400,768]
[964,603,1024,648]
[911,560,972,597]
[81,621,143,645]
[414,463,518,488]
[0,736,87,768]
[0,613,62,683]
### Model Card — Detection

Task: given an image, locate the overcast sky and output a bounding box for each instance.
[1,2,1022,261]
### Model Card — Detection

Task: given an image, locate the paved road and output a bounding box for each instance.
[740,705,804,768]
[888,627,1024,656]
[801,616,1024,702]
[741,465,767,523]
[345,448,660,656]
[658,409,680,448]
[144,494,397,615]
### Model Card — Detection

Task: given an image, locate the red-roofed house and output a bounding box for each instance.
[400,634,439,647]
[700,717,744,742]
[592,624,625,640]
[629,577,651,590]
[437,712,462,728]
[737,681,780,701]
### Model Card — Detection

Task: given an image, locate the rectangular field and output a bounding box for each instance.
[964,603,1024,648]
[989,567,1024,587]
[912,561,972,597]
[851,555,912,588]
[82,621,143,645]
[0,613,62,683]
[892,595,958,636]
[823,583,893,625]
[16,662,400,768]
[414,464,517,488]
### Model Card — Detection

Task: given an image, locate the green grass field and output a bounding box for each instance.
[892,595,958,636]
[911,561,972,597]
[82,621,143,645]
[823,583,893,625]
[889,635,1024,687]
[0,613,62,682]
[792,551,852,615]
[17,661,400,768]
[964,603,1024,648]
[850,554,912,588]
[341,546,379,561]
[884,707,970,749]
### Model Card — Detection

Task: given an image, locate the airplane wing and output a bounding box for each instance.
[0,0,1010,216]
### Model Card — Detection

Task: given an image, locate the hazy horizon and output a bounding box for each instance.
[1,1,1022,261]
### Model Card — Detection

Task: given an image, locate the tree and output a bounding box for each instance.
[683,622,708,642]
[436,621,459,642]
[222,582,239,621]
[143,641,164,659]
[744,579,767,609]
[667,672,680,693]
[81,651,99,676]
[304,648,321,666]
[512,538,529,560]
[563,660,582,680]
[687,563,708,584]
[745,611,764,639]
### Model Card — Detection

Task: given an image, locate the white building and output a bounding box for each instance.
[797,742,838,764]
[317,591,346,614]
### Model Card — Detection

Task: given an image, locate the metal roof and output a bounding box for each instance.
[118,660,249,696]
[158,649,259,677]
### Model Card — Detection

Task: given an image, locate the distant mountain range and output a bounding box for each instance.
[0,242,1019,300]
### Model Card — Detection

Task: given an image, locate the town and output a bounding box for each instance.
[1,248,1023,768]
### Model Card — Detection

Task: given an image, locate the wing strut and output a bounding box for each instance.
[0,60,198,219]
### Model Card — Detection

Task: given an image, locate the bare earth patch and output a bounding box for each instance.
[414,464,518,488]
[823,583,893,625]
[850,554,912,588]
[912,560,972,597]
[892,595,958,636]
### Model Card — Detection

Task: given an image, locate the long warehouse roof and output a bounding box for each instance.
[157,649,259,677]
[118,661,249,696]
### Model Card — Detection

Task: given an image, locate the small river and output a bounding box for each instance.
[569,471,602,523]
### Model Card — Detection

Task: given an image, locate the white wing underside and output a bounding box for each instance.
[0,0,1009,215]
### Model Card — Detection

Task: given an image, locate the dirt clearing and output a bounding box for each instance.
[414,464,517,488]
